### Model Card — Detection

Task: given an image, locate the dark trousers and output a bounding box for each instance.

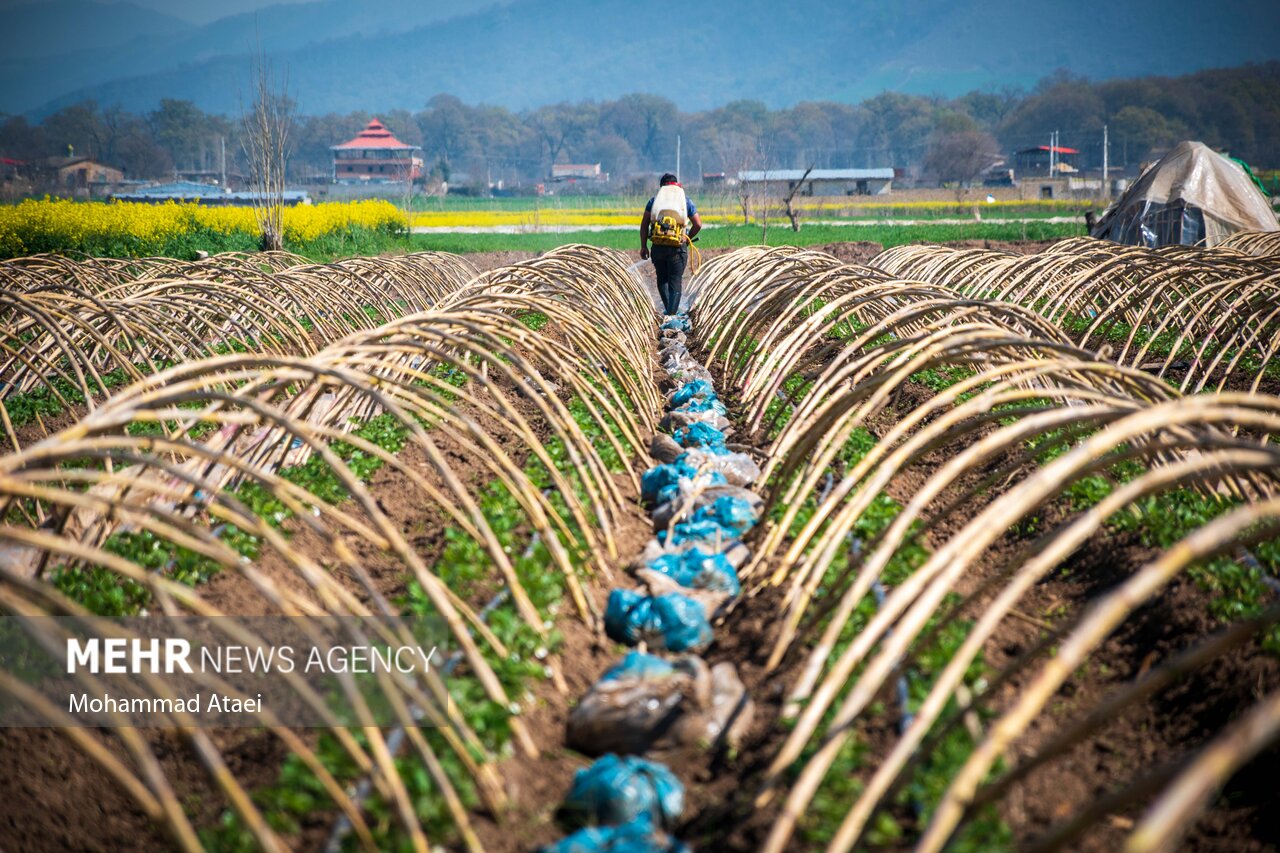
[651,244,688,314]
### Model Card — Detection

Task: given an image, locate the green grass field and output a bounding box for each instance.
[411,220,1086,255]
[409,193,1098,218]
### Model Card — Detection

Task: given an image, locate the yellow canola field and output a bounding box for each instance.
[410,198,1082,228]
[0,198,406,256]
[412,211,639,228]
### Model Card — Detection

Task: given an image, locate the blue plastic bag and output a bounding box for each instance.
[690,495,758,538]
[640,462,697,503]
[599,651,676,683]
[605,590,713,652]
[669,379,715,407]
[644,548,740,595]
[672,422,727,452]
[543,816,688,853]
[658,519,737,549]
[676,395,726,415]
[659,316,691,333]
[562,755,684,829]
[653,470,728,508]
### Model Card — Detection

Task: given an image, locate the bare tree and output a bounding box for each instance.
[924,130,1001,204]
[783,165,814,232]
[399,161,416,244]
[710,129,761,225]
[738,184,752,225]
[241,50,295,251]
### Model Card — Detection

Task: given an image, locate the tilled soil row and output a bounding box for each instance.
[488,312,766,851]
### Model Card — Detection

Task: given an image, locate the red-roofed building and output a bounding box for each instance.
[331,118,423,184]
[1016,145,1081,174]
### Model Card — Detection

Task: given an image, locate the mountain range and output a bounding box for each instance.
[2,0,1278,117]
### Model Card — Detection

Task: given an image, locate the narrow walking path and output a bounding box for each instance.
[540,311,763,851]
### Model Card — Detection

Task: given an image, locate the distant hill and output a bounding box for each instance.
[0,0,517,114]
[6,0,1279,116]
[0,0,191,60]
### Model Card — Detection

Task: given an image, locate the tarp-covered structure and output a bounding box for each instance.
[1091,140,1278,248]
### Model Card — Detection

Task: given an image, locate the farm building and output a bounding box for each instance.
[1,157,25,181]
[45,157,124,192]
[702,172,737,187]
[331,118,423,184]
[1016,145,1080,175]
[737,168,894,196]
[551,163,607,183]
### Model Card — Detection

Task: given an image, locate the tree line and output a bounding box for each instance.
[2,62,1276,191]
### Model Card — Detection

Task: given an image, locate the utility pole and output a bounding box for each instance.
[676,134,681,183]
[1102,124,1109,199]
[220,136,226,188]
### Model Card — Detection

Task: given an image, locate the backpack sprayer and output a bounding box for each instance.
[648,182,703,274]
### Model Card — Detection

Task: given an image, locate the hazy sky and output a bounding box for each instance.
[1,0,315,24]
[143,0,315,24]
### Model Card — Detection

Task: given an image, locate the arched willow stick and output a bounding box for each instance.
[874,240,1280,392]
[683,245,1280,853]
[0,244,659,850]
[1,252,480,451]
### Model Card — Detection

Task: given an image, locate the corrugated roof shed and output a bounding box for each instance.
[126,181,226,197]
[738,168,894,181]
[114,182,310,204]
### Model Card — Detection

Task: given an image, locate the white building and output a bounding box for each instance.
[551,163,608,182]
[738,168,894,196]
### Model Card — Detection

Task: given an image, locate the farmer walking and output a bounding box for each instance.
[640,173,703,315]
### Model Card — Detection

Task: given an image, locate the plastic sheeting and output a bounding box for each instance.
[567,653,755,757]
[1091,141,1278,247]
[660,407,731,433]
[675,449,761,487]
[566,652,687,756]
